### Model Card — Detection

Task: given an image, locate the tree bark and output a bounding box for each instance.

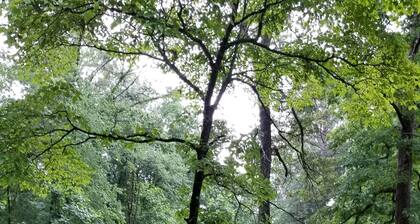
[395,17,419,223]
[187,168,206,224]
[49,190,61,224]
[7,186,12,224]
[395,109,415,224]
[258,104,272,224]
[186,105,215,224]
[126,171,136,224]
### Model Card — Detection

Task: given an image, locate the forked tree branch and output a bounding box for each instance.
[30,110,198,161]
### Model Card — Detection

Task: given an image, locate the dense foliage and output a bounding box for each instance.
[0,0,419,224]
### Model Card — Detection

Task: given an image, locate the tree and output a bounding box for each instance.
[3,1,359,223]
[0,49,198,223]
[320,3,419,223]
[3,0,419,223]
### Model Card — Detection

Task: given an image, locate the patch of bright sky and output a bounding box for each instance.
[134,58,259,135]
[125,55,257,166]
[326,198,335,207]
[386,14,406,33]
[1,81,25,99]
[0,15,25,100]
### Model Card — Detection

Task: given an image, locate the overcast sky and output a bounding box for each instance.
[0,34,258,137]
[135,58,259,135]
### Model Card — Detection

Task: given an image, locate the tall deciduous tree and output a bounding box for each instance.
[323,2,419,223]
[3,1,356,223]
[3,1,419,223]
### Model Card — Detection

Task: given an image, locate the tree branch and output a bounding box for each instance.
[153,40,205,98]
[233,0,286,27]
[273,146,289,177]
[64,42,164,62]
[228,38,334,63]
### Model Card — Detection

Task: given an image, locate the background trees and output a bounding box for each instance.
[0,0,419,223]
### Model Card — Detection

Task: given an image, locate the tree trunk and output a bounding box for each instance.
[7,186,12,224]
[126,171,135,224]
[395,110,415,224]
[187,168,206,224]
[49,190,61,224]
[186,105,215,224]
[258,104,272,224]
[395,18,419,223]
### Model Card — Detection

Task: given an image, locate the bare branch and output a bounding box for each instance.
[66,115,197,150]
[153,40,205,98]
[64,42,164,62]
[269,201,305,224]
[273,146,289,177]
[130,92,174,107]
[113,77,138,100]
[233,0,286,27]
[315,62,358,92]
[291,108,305,157]
[228,38,334,63]
[176,0,215,68]
[340,188,395,224]
[415,170,420,191]
[32,128,76,160]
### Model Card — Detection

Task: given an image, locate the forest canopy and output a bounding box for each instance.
[0,0,419,224]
